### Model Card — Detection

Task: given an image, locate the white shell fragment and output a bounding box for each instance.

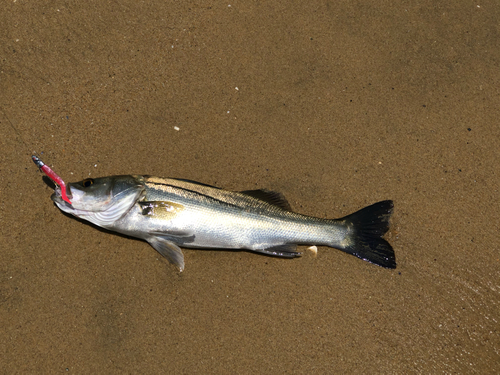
[307,246,318,257]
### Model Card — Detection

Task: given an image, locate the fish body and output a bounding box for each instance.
[51,175,396,271]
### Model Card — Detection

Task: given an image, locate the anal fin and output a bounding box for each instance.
[254,244,301,258]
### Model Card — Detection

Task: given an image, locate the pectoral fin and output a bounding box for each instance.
[139,201,184,220]
[147,236,185,272]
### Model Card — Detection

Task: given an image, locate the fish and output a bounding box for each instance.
[48,174,396,271]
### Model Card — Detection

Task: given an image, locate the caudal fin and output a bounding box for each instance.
[339,200,396,269]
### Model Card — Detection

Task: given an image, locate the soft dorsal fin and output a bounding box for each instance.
[240,189,292,211]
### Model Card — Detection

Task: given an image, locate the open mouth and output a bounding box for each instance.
[51,186,73,209]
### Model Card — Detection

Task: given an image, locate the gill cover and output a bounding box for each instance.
[52,175,145,227]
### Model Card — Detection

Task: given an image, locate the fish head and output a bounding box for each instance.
[51,175,145,227]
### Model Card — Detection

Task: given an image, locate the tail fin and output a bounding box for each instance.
[339,200,396,269]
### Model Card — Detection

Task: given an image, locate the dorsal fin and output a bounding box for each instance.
[174,178,222,189]
[240,189,292,211]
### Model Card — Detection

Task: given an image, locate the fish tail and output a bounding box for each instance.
[337,200,396,268]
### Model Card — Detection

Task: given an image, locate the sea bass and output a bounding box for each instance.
[46,174,395,271]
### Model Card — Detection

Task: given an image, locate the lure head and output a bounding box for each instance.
[52,175,145,227]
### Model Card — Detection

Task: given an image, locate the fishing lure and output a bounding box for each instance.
[32,155,72,204]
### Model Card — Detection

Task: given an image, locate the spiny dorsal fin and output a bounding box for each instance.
[174,178,222,189]
[240,189,292,211]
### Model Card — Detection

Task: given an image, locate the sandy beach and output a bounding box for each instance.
[1,1,499,373]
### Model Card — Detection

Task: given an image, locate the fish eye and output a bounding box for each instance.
[82,178,94,188]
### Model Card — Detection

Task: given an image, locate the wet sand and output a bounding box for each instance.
[1,1,499,373]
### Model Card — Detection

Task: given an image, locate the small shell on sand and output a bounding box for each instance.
[307,246,318,257]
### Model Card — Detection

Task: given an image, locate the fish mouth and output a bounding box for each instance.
[51,186,73,210]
